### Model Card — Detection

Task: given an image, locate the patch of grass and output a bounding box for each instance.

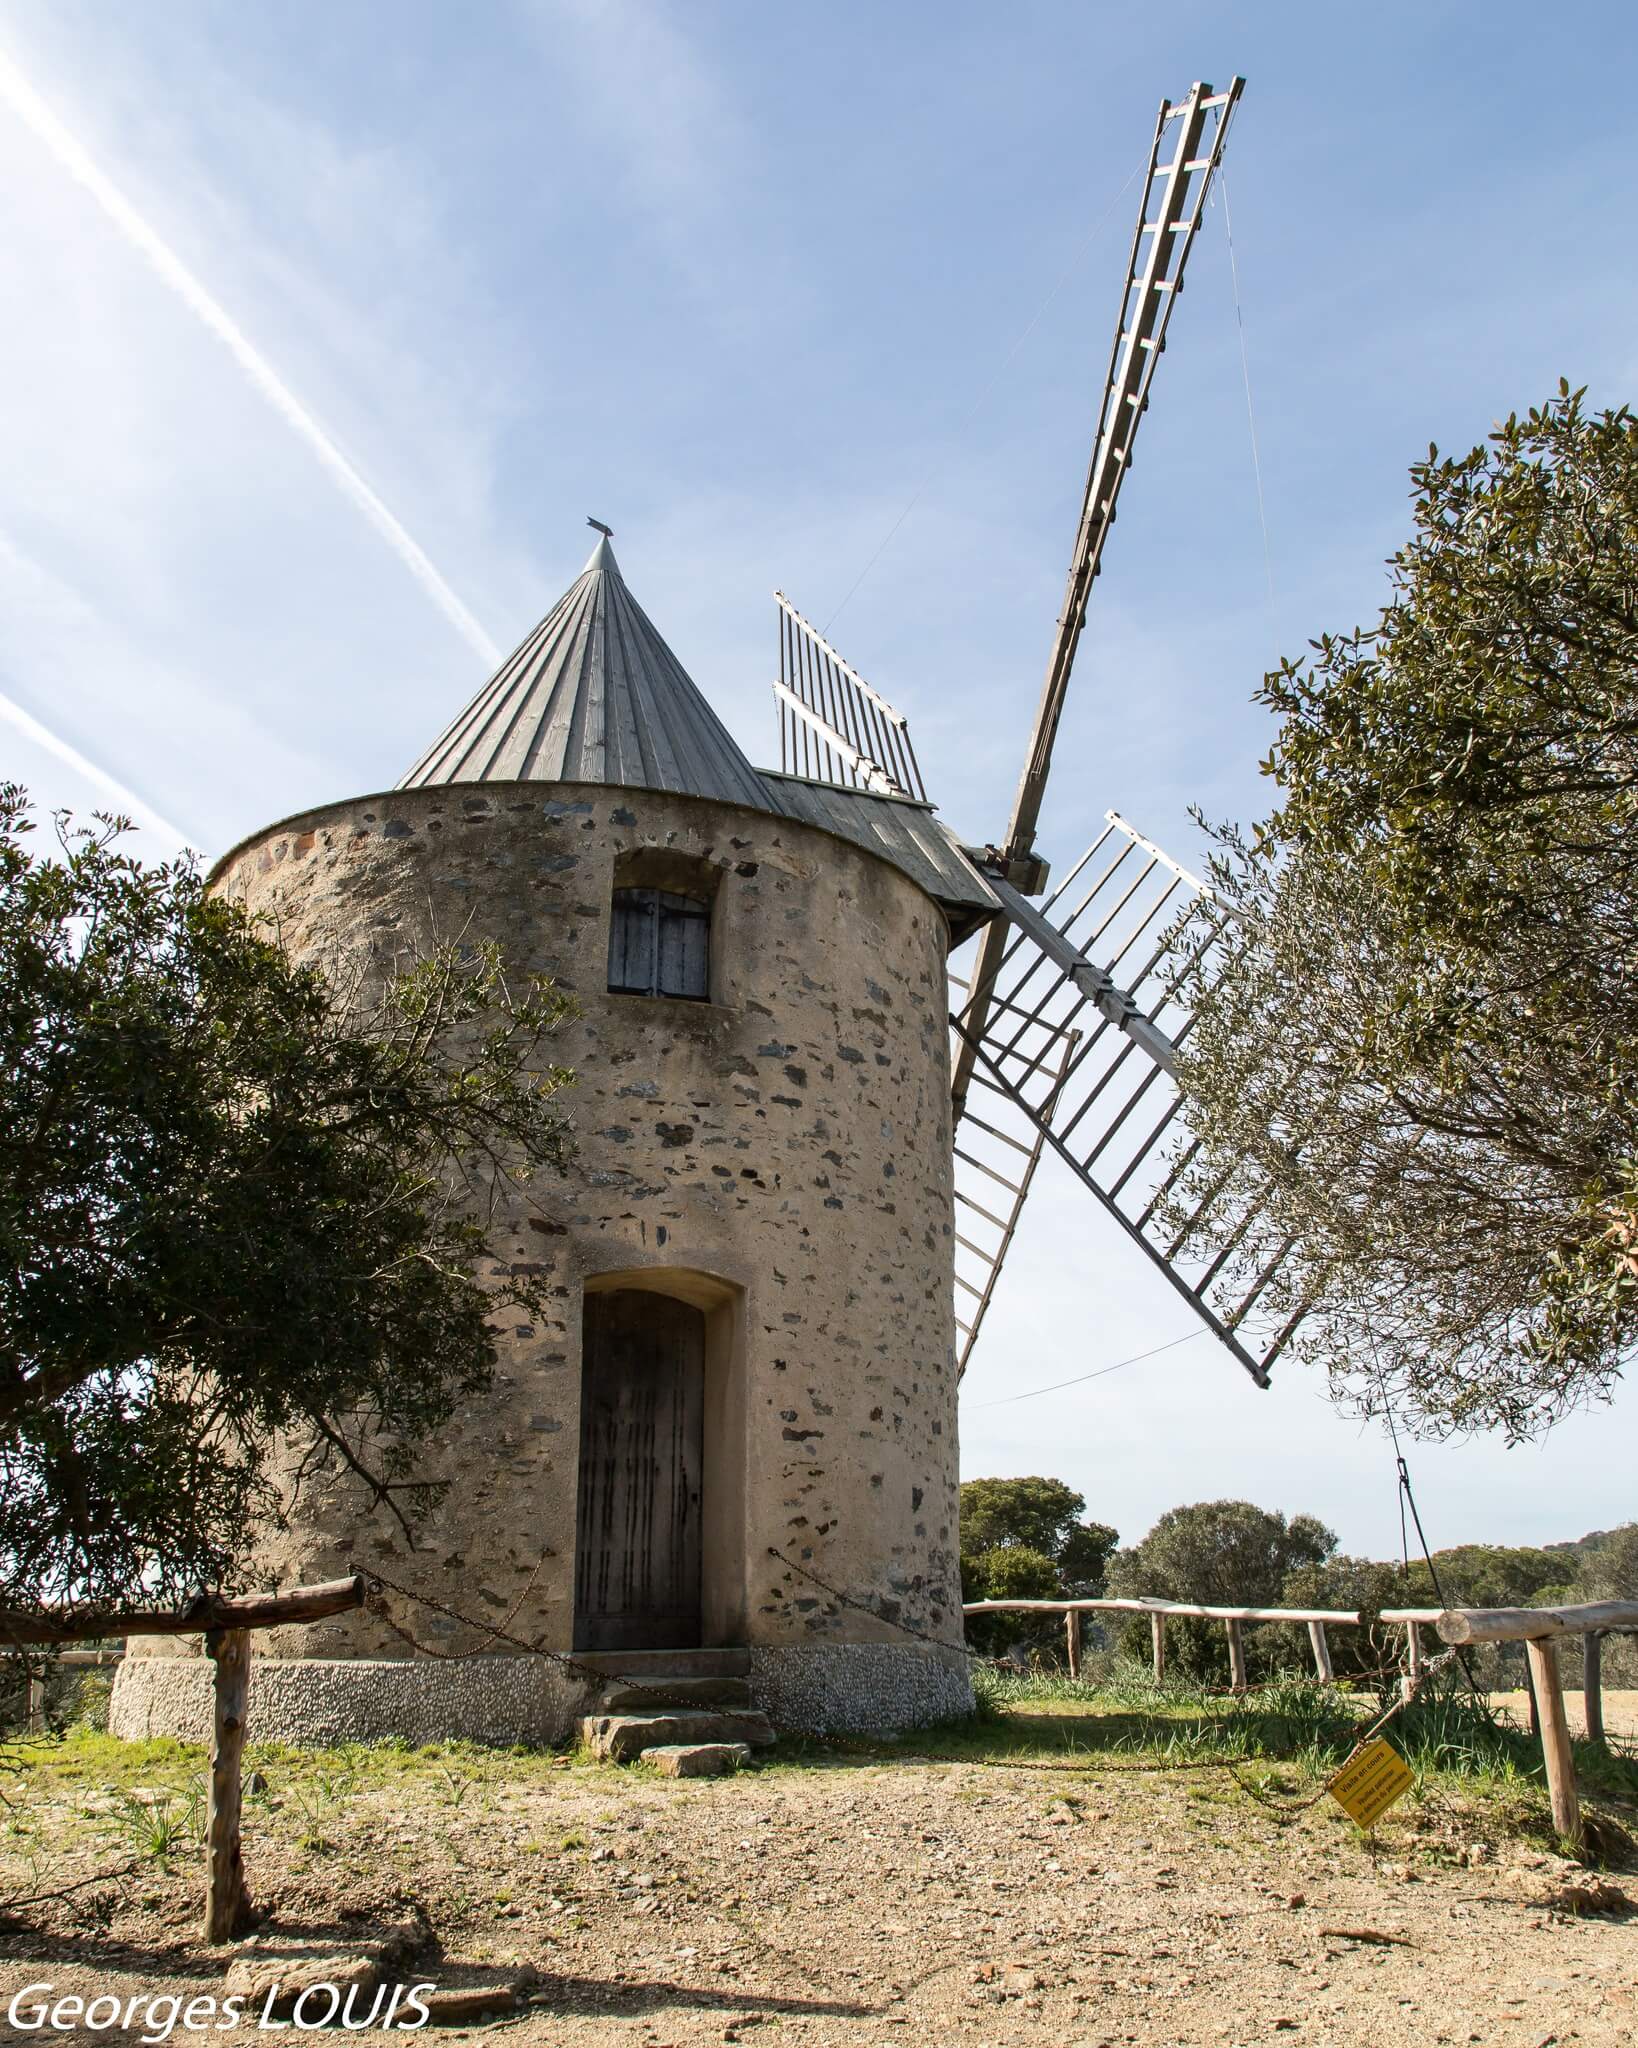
[11,1727,203,1786]
[102,1785,202,1871]
[890,1667,1638,1860]
[967,1665,1633,1784]
[1396,1687,1638,1811]
[913,1672,1365,1778]
[434,1762,478,1809]
[1,1827,49,1898]
[5,1674,1632,1889]
[972,1664,1096,1716]
[284,1777,344,1854]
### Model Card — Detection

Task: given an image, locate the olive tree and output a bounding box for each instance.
[0,788,575,1619]
[1175,388,1638,1439]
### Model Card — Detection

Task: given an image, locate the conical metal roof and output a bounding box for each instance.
[398,534,772,807]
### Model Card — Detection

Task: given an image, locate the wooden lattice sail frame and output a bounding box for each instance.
[768,80,1299,1390]
[950,812,1308,1386]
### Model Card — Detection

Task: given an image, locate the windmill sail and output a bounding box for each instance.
[766,78,1279,1393]
[952,76,1244,1120]
[950,1020,1076,1377]
[775,593,926,800]
[950,812,1306,1388]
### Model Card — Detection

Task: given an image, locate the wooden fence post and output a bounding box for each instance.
[1065,1609,1082,1681]
[1401,1621,1423,1703]
[1150,1612,1167,1687]
[1522,1651,1542,1740]
[26,1667,45,1736]
[203,1628,252,1943]
[1400,1622,1425,1703]
[1524,1636,1581,1852]
[1307,1621,1333,1683]
[1225,1617,1247,1692]
[1581,1632,1605,1748]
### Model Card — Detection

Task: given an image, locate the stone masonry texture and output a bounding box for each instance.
[113,780,971,1741]
[110,1641,971,1746]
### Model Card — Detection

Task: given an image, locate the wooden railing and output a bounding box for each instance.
[967,1594,1637,1853]
[19,1646,123,1735]
[962,1597,1364,1690]
[6,1575,365,1940]
[1380,1598,1638,1850]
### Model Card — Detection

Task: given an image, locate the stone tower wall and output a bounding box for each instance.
[113,779,970,1739]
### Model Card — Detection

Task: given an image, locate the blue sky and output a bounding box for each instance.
[3,1,1634,1559]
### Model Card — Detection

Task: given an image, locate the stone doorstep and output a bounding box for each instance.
[598,1675,753,1710]
[640,1741,753,1778]
[580,1708,777,1763]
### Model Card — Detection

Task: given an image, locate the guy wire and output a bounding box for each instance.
[1216,168,1277,665]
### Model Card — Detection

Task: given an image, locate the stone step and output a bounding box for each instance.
[224,1918,422,2013]
[420,1982,530,2027]
[598,1676,753,1711]
[641,1741,752,1779]
[573,1647,751,1679]
[580,1708,776,1764]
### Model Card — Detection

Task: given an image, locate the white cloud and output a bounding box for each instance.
[0,13,542,856]
[0,40,501,667]
[0,525,343,858]
[0,681,191,849]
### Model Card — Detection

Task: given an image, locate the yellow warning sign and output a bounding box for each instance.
[1328,1737,1413,1829]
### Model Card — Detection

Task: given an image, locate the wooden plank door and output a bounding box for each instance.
[574,1290,704,1652]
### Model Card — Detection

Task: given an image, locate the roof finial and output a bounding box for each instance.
[582,518,618,578]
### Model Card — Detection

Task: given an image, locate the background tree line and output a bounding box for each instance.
[960,1477,1638,1688]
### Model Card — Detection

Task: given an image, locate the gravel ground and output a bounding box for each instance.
[2,1738,1634,2047]
[1489,1690,1638,1742]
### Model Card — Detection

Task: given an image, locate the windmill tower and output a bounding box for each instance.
[113,526,994,1746]
[112,77,1289,1750]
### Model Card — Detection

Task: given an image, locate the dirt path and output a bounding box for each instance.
[3,1745,1633,2047]
[1490,1689,1638,1742]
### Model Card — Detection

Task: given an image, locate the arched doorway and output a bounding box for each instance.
[574,1289,705,1651]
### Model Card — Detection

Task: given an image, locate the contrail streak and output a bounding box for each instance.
[0,46,502,667]
[0,684,195,849]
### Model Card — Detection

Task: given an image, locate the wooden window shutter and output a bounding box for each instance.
[609,888,658,994]
[609,887,709,1000]
[657,891,709,1000]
